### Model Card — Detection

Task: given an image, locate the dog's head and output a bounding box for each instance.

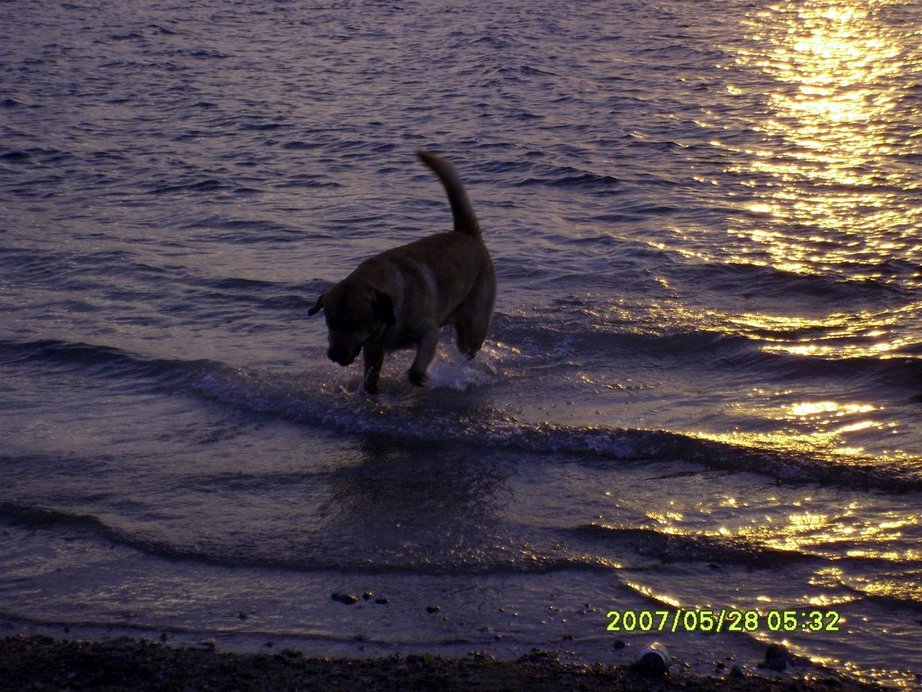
[309,284,395,366]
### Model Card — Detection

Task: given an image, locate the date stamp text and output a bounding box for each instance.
[605,608,841,634]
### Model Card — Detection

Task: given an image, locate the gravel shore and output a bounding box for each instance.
[0,636,882,691]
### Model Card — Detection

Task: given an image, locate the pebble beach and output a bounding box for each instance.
[0,636,885,691]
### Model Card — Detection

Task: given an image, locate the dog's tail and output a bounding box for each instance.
[417,150,480,237]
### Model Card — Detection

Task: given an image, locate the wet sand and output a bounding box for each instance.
[0,635,881,691]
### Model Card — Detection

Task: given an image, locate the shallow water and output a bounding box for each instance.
[2,0,921,686]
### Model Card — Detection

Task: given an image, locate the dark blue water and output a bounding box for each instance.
[2,0,921,686]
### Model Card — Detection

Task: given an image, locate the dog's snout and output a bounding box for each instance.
[328,344,356,366]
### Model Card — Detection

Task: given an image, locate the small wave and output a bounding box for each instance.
[180,216,307,244]
[0,339,123,366]
[0,338,212,391]
[150,179,227,195]
[274,173,341,189]
[0,248,176,297]
[501,301,922,389]
[0,503,131,544]
[0,502,617,576]
[108,31,144,41]
[185,49,229,60]
[149,23,182,36]
[0,150,31,162]
[723,349,922,390]
[0,147,73,165]
[191,363,922,491]
[4,336,919,491]
[598,202,679,219]
[684,259,915,302]
[281,140,324,151]
[838,572,922,610]
[570,523,812,568]
[514,164,622,191]
[239,121,286,132]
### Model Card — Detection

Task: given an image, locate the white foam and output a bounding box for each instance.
[424,341,513,391]
[425,351,497,391]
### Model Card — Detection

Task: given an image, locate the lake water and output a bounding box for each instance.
[1,0,920,686]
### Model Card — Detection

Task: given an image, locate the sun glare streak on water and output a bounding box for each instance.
[726,0,921,279]
[662,0,922,466]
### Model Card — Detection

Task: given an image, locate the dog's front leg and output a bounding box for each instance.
[362,346,385,394]
[408,330,439,386]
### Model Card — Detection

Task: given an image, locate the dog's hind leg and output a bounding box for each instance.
[408,329,439,386]
[454,267,496,359]
[455,320,478,359]
[362,345,385,394]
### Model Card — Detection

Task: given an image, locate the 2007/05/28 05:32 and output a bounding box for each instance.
[606,609,842,634]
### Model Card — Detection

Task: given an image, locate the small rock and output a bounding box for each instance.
[562,634,574,641]
[761,658,786,672]
[332,592,359,605]
[636,653,668,676]
[426,605,440,613]
[517,649,552,663]
[730,664,745,678]
[238,611,248,620]
[362,592,374,601]
[375,598,389,605]
[760,642,789,671]
[764,642,788,661]
[634,643,670,677]
[613,640,626,650]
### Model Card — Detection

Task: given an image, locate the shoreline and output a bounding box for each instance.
[0,635,882,691]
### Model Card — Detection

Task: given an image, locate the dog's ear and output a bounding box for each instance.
[308,293,325,316]
[372,291,395,326]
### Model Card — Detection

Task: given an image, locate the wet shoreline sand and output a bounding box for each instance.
[0,635,882,691]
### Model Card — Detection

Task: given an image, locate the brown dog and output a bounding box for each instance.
[309,150,496,394]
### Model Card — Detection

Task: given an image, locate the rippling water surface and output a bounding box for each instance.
[2,0,921,686]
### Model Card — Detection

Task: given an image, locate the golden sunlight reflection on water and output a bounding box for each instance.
[692,401,907,461]
[633,497,922,661]
[724,0,921,282]
[664,1,922,462]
